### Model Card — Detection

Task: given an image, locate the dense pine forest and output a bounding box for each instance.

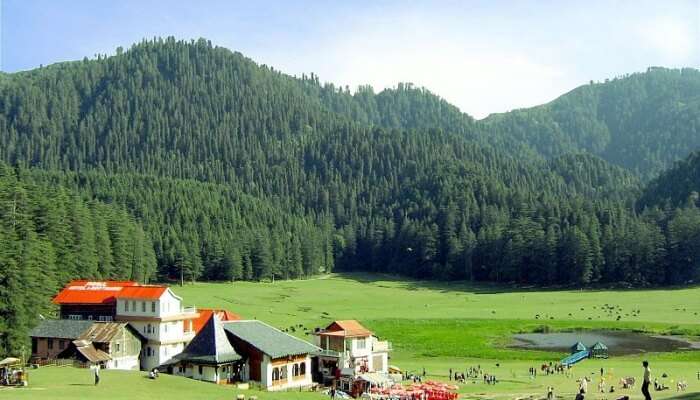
[0,163,156,354]
[1,38,700,354]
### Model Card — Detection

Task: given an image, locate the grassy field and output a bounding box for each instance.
[3,273,700,399]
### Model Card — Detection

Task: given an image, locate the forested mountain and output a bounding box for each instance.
[0,37,698,301]
[638,151,700,209]
[483,67,700,178]
[0,162,156,354]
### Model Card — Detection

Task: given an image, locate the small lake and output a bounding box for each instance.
[511,330,700,356]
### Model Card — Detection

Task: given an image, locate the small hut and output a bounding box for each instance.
[570,342,587,354]
[590,342,608,359]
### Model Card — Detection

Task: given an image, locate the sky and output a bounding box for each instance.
[1,0,699,119]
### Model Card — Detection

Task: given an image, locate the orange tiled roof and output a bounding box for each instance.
[193,309,241,333]
[52,281,167,304]
[117,286,168,300]
[321,320,373,337]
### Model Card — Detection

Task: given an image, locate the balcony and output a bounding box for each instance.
[314,349,342,358]
[182,306,197,314]
[373,341,392,352]
[183,330,196,341]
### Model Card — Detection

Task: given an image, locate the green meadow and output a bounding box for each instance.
[3,273,700,399]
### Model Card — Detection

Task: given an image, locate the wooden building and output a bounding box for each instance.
[29,319,94,362]
[223,320,320,391]
[56,322,143,370]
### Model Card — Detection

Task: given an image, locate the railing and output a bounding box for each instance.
[314,349,342,358]
[373,341,392,351]
[181,306,197,314]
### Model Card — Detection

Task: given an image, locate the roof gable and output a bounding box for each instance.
[171,315,241,365]
[117,286,168,300]
[223,320,319,359]
[193,309,241,334]
[324,320,373,337]
[77,322,132,343]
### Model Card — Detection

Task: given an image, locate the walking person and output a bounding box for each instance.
[642,360,652,400]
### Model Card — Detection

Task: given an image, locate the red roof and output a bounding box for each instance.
[192,309,241,333]
[320,320,373,338]
[67,280,139,287]
[52,289,120,305]
[52,281,168,305]
[117,286,168,300]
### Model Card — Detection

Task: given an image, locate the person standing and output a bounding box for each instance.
[92,364,100,386]
[642,360,652,400]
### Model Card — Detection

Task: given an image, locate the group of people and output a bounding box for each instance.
[569,361,653,400]
[445,365,497,385]
[447,365,483,383]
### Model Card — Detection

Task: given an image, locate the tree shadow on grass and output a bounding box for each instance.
[664,393,700,400]
[334,272,700,295]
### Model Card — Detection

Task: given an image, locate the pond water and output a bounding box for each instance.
[511,330,700,356]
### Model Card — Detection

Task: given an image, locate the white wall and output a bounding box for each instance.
[116,290,182,319]
[107,355,140,370]
[140,343,184,371]
[192,365,219,383]
[265,355,313,391]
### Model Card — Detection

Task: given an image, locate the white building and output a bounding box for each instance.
[114,286,198,371]
[313,320,391,383]
[223,320,320,391]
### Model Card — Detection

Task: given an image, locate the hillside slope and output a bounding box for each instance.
[482,67,700,178]
[0,38,697,289]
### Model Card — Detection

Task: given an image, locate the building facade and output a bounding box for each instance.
[313,320,391,384]
[50,280,198,371]
[223,320,319,391]
[29,319,94,361]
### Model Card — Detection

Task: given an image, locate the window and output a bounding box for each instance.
[272,367,280,381]
[114,360,118,368]
[47,338,54,350]
[151,302,156,313]
[31,338,37,354]
[300,362,306,376]
[115,343,120,352]
[293,363,299,377]
[68,314,81,320]
[98,316,113,322]
[178,365,185,373]
[357,338,366,350]
[131,300,136,311]
[58,340,65,350]
[125,301,129,312]
[142,302,146,312]
[147,324,152,334]
[165,324,168,333]
[198,365,203,375]
[147,347,152,357]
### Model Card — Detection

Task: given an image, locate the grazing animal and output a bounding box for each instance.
[677,380,687,391]
[619,376,635,389]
